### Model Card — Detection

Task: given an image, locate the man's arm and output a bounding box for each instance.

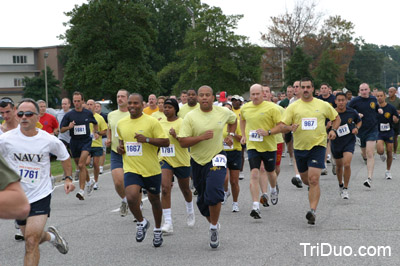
[135,133,170,147]
[178,131,213,148]
[0,182,30,220]
[240,118,247,144]
[61,158,75,194]
[328,115,341,140]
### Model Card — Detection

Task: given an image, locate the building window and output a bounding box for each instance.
[12,55,27,64]
[14,78,24,87]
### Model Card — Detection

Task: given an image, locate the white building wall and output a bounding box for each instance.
[0,73,35,87]
[0,49,35,65]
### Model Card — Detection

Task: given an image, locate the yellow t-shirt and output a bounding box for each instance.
[108,109,130,153]
[179,106,237,166]
[90,113,108,147]
[282,98,338,150]
[222,110,242,151]
[117,114,167,177]
[143,106,159,115]
[151,111,166,122]
[240,101,281,152]
[159,118,190,167]
[178,103,200,118]
[275,104,285,144]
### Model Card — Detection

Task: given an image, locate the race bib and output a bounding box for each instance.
[19,165,41,184]
[161,144,175,157]
[249,130,263,142]
[74,125,86,135]
[212,154,227,167]
[302,118,317,130]
[223,141,233,150]
[125,142,142,156]
[337,124,350,137]
[380,123,390,131]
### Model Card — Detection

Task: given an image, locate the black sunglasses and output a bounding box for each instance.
[17,111,38,118]
[0,98,14,107]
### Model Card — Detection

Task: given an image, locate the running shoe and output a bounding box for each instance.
[380,154,387,162]
[306,210,316,225]
[385,171,392,180]
[193,189,198,196]
[332,164,336,176]
[239,173,244,180]
[76,191,84,200]
[232,203,240,212]
[93,183,98,190]
[86,180,95,196]
[321,168,328,175]
[289,158,293,166]
[291,177,303,188]
[393,153,397,160]
[341,188,349,199]
[260,193,269,207]
[250,209,261,219]
[120,201,128,217]
[99,166,103,174]
[270,191,278,205]
[222,191,230,205]
[136,220,150,242]
[209,227,220,248]
[14,222,24,241]
[327,154,331,164]
[187,213,195,227]
[74,170,80,181]
[153,230,163,247]
[363,178,371,188]
[48,226,69,254]
[161,222,173,234]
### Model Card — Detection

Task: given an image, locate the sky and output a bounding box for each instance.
[0,0,398,48]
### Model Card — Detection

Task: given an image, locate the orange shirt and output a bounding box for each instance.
[143,106,159,115]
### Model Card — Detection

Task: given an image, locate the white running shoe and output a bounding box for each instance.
[99,166,103,174]
[232,203,240,212]
[239,173,244,180]
[222,191,230,205]
[161,222,173,234]
[341,188,349,199]
[327,154,332,164]
[93,183,98,190]
[321,168,328,175]
[187,212,195,227]
[385,171,392,180]
[380,154,387,162]
[86,180,95,196]
[120,201,128,217]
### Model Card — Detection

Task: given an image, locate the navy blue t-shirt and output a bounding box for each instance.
[61,109,97,140]
[332,107,360,147]
[318,94,336,108]
[378,103,399,134]
[348,96,379,134]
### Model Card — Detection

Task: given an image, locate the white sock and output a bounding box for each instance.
[253,201,260,210]
[296,174,300,179]
[154,227,161,231]
[79,189,84,195]
[99,166,103,171]
[210,223,218,230]
[138,218,147,226]
[163,208,172,224]
[233,202,238,206]
[270,187,277,194]
[48,232,56,243]
[185,201,194,214]
[122,197,127,203]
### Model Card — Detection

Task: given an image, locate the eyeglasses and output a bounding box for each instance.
[17,111,38,118]
[0,98,14,107]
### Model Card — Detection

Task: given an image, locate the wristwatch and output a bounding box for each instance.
[229,132,235,137]
[65,176,73,181]
[146,137,150,143]
[268,130,271,136]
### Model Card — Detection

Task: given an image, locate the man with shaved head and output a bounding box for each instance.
[178,85,237,248]
[240,84,282,219]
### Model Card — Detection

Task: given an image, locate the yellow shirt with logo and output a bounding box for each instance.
[240,101,281,152]
[222,110,242,151]
[179,106,237,166]
[275,104,285,144]
[159,118,190,167]
[90,113,108,147]
[108,109,129,153]
[282,98,338,150]
[178,103,200,118]
[151,111,166,122]
[143,106,159,115]
[117,114,167,177]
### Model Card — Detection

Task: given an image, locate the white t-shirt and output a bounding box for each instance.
[56,109,71,143]
[0,128,69,203]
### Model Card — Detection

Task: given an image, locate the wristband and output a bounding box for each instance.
[65,176,73,181]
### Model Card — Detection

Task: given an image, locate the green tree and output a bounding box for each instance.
[163,4,264,95]
[284,47,312,86]
[344,71,361,94]
[349,43,384,85]
[60,0,159,102]
[23,67,60,108]
[312,50,340,89]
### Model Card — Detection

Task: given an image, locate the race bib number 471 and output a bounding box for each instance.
[212,154,227,167]
[301,118,317,130]
[249,130,263,142]
[19,165,41,184]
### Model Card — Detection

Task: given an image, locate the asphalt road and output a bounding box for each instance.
[1,147,399,266]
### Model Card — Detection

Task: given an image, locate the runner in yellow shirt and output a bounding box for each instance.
[178,85,237,249]
[143,94,158,115]
[178,89,200,119]
[281,77,340,225]
[117,93,169,247]
[158,98,194,234]
[240,84,282,219]
[151,96,167,121]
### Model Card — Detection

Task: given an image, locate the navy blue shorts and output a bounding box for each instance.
[124,172,161,194]
[378,131,394,143]
[247,149,276,172]
[358,129,378,148]
[90,147,104,157]
[111,150,123,170]
[294,146,326,173]
[16,194,51,226]
[226,150,242,170]
[191,153,226,217]
[331,140,355,159]
[70,137,92,158]
[160,160,191,179]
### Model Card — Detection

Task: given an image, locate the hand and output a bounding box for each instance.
[378,108,383,115]
[394,116,399,124]
[135,133,146,143]
[106,139,111,147]
[328,130,337,140]
[201,130,213,140]
[94,133,99,140]
[359,113,364,119]
[169,127,177,138]
[64,181,75,194]
[223,136,233,146]
[240,136,246,145]
[69,121,75,129]
[352,128,359,134]
[292,124,299,132]
[256,129,267,136]
[117,143,125,155]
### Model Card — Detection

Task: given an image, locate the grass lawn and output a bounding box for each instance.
[51,152,111,176]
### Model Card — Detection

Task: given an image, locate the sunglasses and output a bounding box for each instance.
[0,98,14,107]
[17,111,38,118]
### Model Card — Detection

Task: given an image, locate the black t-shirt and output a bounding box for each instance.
[377,103,399,133]
[61,109,97,140]
[332,107,360,147]
[318,94,336,108]
[348,96,379,134]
